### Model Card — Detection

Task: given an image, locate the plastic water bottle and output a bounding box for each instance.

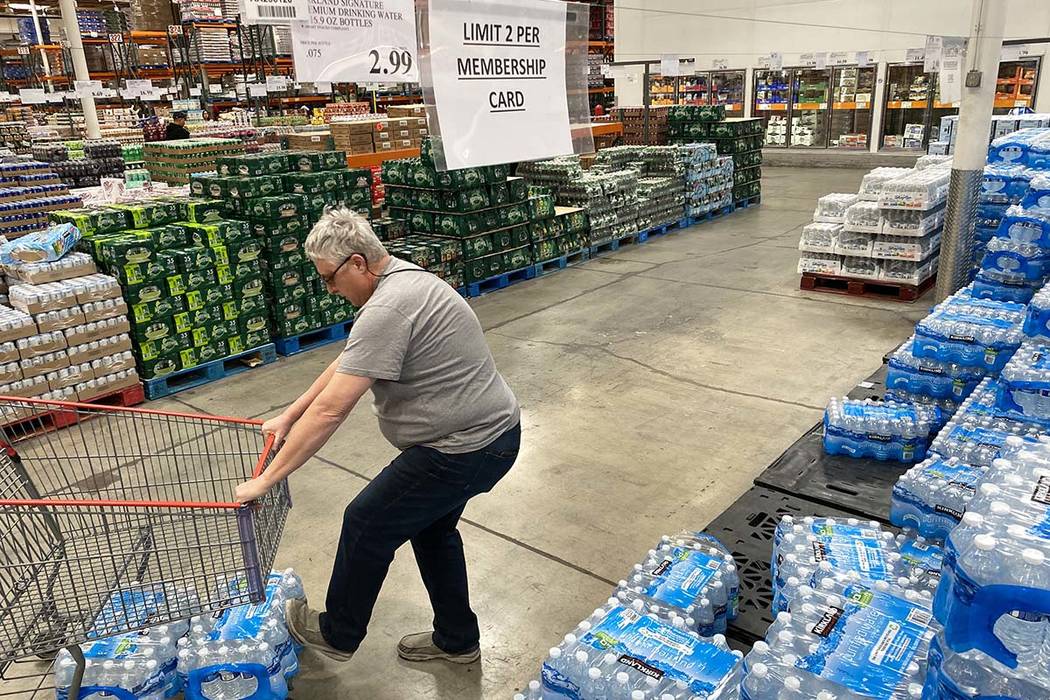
[891,455,986,540]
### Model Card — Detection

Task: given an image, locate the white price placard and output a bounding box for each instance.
[16,45,30,56]
[18,88,46,104]
[242,0,308,24]
[814,52,827,70]
[124,79,153,97]
[74,80,106,98]
[46,92,65,103]
[315,81,332,92]
[829,51,850,66]
[425,0,573,170]
[924,36,943,72]
[140,88,164,101]
[799,52,816,67]
[712,58,728,71]
[189,86,202,96]
[248,83,269,97]
[1001,45,1031,62]
[291,0,417,83]
[265,75,289,91]
[769,52,782,70]
[660,54,682,77]
[856,51,870,67]
[906,47,925,64]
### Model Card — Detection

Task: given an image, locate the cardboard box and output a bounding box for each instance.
[0,362,21,384]
[0,341,18,364]
[91,350,136,377]
[67,334,133,365]
[286,132,334,151]
[17,331,67,359]
[68,274,123,304]
[82,299,128,324]
[386,105,426,118]
[0,375,49,399]
[34,307,86,333]
[65,318,132,347]
[7,253,97,284]
[7,283,78,314]
[20,350,70,379]
[46,362,94,391]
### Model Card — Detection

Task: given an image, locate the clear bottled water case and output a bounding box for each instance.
[823,398,943,462]
[887,337,985,402]
[891,455,986,541]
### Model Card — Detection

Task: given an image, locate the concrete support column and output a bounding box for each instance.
[743,67,754,119]
[935,0,1008,301]
[59,0,100,139]
[869,61,887,153]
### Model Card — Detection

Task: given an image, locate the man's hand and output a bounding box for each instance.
[261,413,294,446]
[234,475,273,503]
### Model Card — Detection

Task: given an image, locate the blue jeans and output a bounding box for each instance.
[319,423,520,654]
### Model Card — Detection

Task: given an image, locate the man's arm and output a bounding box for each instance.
[285,357,341,423]
[234,372,374,502]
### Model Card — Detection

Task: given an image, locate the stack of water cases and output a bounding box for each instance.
[923,440,1050,699]
[822,397,943,462]
[524,532,743,699]
[973,128,1050,302]
[797,162,948,286]
[769,516,943,615]
[52,569,304,700]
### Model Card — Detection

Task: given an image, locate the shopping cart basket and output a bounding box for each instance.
[0,396,290,697]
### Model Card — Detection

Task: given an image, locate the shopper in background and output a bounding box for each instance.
[234,208,521,668]
[164,111,190,140]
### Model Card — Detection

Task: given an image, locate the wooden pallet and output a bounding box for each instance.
[143,344,277,400]
[533,248,590,275]
[800,272,936,302]
[465,265,537,297]
[1,382,146,438]
[274,320,353,356]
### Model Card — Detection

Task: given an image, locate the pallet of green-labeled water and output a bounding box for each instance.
[274,320,354,356]
[143,344,277,399]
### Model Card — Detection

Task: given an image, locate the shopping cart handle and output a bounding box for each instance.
[186,662,286,700]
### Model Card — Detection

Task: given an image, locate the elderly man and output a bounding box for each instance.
[235,208,520,664]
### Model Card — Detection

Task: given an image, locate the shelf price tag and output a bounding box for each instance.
[248,83,269,97]
[108,33,124,45]
[828,51,849,66]
[16,45,29,56]
[290,0,417,83]
[265,75,290,91]
[74,80,107,98]
[168,24,183,36]
[243,0,309,24]
[711,58,728,71]
[18,88,46,104]
[124,79,152,97]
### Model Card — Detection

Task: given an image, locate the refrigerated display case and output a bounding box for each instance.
[790,68,831,148]
[829,65,875,149]
[994,58,1040,112]
[648,74,678,106]
[710,70,745,115]
[679,73,709,106]
[881,63,931,150]
[754,69,790,146]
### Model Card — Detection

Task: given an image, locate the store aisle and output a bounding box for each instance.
[153,166,929,698]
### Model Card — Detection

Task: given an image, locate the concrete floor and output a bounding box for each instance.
[8,167,931,698]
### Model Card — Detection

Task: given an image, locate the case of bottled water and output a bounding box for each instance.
[613,533,740,639]
[969,271,1041,304]
[891,455,986,540]
[813,193,860,223]
[987,128,1050,165]
[842,201,882,233]
[912,295,1025,371]
[1024,284,1050,340]
[741,575,936,700]
[1021,173,1050,209]
[994,205,1050,248]
[996,340,1050,424]
[928,387,1043,468]
[981,164,1035,204]
[858,167,913,201]
[887,337,986,402]
[822,397,942,462]
[883,389,961,420]
[54,626,186,700]
[980,236,1050,282]
[179,569,305,700]
[878,168,951,211]
[797,222,841,254]
[933,446,1050,672]
[922,631,1050,699]
[539,603,742,699]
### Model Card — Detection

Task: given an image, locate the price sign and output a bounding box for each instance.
[189,86,202,96]
[168,24,183,36]
[108,33,124,44]
[74,80,106,98]
[18,88,46,104]
[768,52,782,70]
[855,51,870,67]
[16,45,29,56]
[711,58,728,71]
[660,54,682,77]
[265,75,289,91]
[290,0,417,83]
[315,80,332,92]
[905,47,925,64]
[248,83,269,97]
[124,79,153,97]
[829,51,850,66]
[799,52,817,67]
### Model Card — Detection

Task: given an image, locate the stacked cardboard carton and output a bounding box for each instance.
[381,154,529,285]
[667,108,763,203]
[194,151,367,338]
[530,199,588,263]
[143,138,245,185]
[330,116,428,155]
[615,106,669,145]
[0,254,138,407]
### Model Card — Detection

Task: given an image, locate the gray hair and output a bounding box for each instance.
[305,208,388,264]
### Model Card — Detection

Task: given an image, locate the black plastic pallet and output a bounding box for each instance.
[753,421,908,525]
[702,485,874,648]
[846,364,888,401]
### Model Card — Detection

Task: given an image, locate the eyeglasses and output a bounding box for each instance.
[320,254,355,285]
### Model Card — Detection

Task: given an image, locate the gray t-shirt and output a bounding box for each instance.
[337,256,520,453]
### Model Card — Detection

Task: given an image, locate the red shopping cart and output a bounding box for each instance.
[0,396,290,698]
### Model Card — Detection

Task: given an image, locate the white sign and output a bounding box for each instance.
[73,80,106,98]
[16,45,29,56]
[124,79,153,97]
[140,88,165,101]
[769,52,782,70]
[814,52,827,70]
[829,51,850,66]
[660,54,682,77]
[168,24,183,36]
[265,75,289,91]
[1001,44,1031,62]
[906,47,925,64]
[108,33,124,44]
[189,86,202,96]
[712,58,728,71]
[291,0,417,83]
[248,83,269,97]
[939,38,966,104]
[18,88,46,104]
[924,36,943,72]
[425,0,573,170]
[799,52,816,67]
[46,92,65,103]
[242,0,309,24]
[856,51,870,67]
[315,80,332,92]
